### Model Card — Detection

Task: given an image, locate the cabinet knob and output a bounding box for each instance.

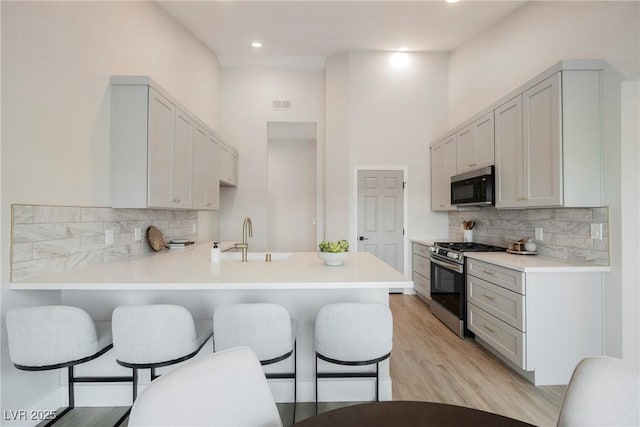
[468,163,476,167]
[483,294,496,301]
[173,198,180,203]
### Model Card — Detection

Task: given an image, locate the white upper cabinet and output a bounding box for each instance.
[192,127,220,210]
[147,88,175,208]
[172,108,194,208]
[219,142,238,187]
[522,74,562,207]
[430,60,605,211]
[456,112,495,174]
[495,69,602,208]
[111,76,234,210]
[430,134,457,211]
[495,95,524,208]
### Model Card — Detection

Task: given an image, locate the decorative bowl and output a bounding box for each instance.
[318,251,348,266]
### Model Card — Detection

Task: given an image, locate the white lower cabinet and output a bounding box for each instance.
[412,243,431,300]
[468,303,525,369]
[466,257,604,385]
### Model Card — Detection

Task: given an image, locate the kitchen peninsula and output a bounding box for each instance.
[11,244,412,405]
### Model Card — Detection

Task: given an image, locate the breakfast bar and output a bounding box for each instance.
[11,244,413,406]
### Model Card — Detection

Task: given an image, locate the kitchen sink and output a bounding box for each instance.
[220,251,293,262]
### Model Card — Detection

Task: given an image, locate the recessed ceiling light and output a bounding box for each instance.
[251,41,262,48]
[398,47,409,52]
[446,0,459,3]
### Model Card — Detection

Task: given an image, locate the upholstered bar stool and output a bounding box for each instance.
[111,304,213,425]
[213,303,296,416]
[314,302,393,413]
[128,347,283,427]
[5,305,131,426]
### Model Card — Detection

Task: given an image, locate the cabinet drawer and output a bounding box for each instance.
[467,258,525,294]
[413,272,430,299]
[412,254,431,279]
[412,243,431,258]
[467,276,525,331]
[468,304,526,369]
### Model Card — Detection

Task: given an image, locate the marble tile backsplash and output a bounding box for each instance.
[11,205,198,282]
[449,207,609,265]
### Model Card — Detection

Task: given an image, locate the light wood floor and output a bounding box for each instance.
[39,294,565,426]
[390,294,565,427]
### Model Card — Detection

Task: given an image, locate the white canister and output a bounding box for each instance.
[524,238,537,252]
[210,242,221,262]
[463,230,473,242]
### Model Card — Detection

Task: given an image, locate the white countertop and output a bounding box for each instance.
[12,243,413,290]
[465,252,611,273]
[411,237,449,246]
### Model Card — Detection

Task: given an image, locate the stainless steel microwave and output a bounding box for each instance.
[450,166,495,207]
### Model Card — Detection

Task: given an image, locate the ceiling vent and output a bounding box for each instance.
[272,100,292,110]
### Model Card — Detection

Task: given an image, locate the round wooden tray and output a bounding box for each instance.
[506,249,538,255]
[146,226,167,252]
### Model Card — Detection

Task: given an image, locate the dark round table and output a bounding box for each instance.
[293,401,536,427]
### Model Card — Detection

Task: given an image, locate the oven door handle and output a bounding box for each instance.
[430,256,464,274]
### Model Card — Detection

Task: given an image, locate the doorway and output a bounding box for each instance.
[267,122,317,252]
[356,169,405,274]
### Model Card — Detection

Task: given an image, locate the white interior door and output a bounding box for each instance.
[357,170,404,273]
[267,133,317,252]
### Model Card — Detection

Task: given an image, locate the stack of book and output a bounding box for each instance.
[167,239,195,250]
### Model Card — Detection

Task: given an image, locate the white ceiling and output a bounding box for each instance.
[158,1,526,69]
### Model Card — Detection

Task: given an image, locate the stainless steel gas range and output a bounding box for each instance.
[429,242,506,338]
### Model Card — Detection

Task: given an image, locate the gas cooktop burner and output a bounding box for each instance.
[434,242,506,252]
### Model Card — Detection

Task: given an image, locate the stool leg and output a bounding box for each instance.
[314,354,318,415]
[293,342,297,423]
[132,368,138,402]
[375,362,379,402]
[68,365,75,408]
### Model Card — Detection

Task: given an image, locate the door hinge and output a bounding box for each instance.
[403,229,405,236]
[403,181,406,189]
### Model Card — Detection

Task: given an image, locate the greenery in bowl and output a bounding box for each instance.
[318,239,349,253]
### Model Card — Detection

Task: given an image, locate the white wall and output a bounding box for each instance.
[1,2,221,420]
[449,1,639,125]
[325,52,450,255]
[620,80,640,365]
[448,1,640,360]
[219,68,325,250]
[324,54,351,241]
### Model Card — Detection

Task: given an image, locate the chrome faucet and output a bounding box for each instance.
[234,217,253,262]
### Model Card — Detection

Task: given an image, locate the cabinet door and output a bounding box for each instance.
[219,143,237,186]
[474,112,494,168]
[194,131,220,210]
[205,134,220,209]
[495,95,523,208]
[443,135,457,210]
[192,125,208,209]
[522,73,562,207]
[173,109,193,208]
[148,88,175,208]
[456,125,475,173]
[430,141,445,211]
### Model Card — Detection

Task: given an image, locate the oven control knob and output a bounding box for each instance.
[429,246,436,252]
[450,253,459,259]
